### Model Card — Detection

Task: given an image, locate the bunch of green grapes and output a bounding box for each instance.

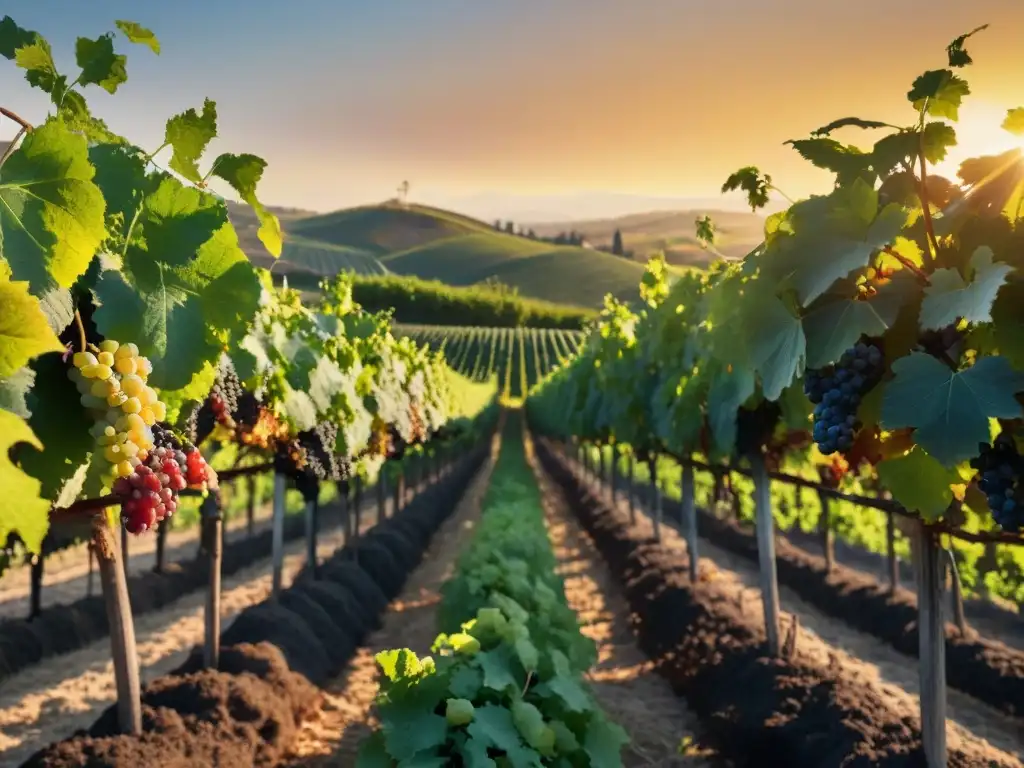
[68,340,165,481]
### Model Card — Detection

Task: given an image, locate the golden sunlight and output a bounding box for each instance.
[933,101,1024,181]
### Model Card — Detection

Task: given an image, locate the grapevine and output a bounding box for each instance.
[0,14,492,567]
[526,20,1024,563]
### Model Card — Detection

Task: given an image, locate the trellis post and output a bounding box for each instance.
[750,454,781,656]
[201,491,223,668]
[305,492,319,579]
[649,458,662,541]
[914,521,946,767]
[681,461,698,582]
[271,472,286,597]
[817,489,834,573]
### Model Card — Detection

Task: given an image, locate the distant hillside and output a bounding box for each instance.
[527,209,764,269]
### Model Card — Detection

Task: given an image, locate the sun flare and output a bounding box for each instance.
[932,101,1024,181]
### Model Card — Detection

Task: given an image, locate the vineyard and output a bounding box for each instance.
[395,324,585,399]
[4,12,1024,768]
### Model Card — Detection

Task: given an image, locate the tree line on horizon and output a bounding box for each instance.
[492,220,633,259]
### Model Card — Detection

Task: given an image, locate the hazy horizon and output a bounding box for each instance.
[3,1,1024,219]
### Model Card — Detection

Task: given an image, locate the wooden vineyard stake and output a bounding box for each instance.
[946,549,969,636]
[305,494,319,579]
[393,466,405,515]
[29,551,43,619]
[87,546,94,597]
[750,454,781,656]
[154,520,167,574]
[378,472,387,521]
[201,492,223,669]
[817,489,834,573]
[886,510,899,592]
[93,519,141,734]
[627,454,636,524]
[914,522,947,767]
[246,474,256,539]
[649,458,662,541]
[681,462,699,582]
[121,526,129,578]
[609,446,618,506]
[271,473,286,597]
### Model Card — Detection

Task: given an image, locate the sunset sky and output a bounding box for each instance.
[3,1,1024,220]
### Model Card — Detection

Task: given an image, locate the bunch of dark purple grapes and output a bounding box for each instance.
[804,341,884,456]
[972,434,1023,532]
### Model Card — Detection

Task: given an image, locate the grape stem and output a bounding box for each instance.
[916,133,939,269]
[881,246,930,284]
[0,106,32,131]
[74,310,87,353]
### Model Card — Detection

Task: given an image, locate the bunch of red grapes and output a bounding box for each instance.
[113,424,212,533]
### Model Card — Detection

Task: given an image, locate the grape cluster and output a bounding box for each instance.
[971,434,1023,532]
[804,341,884,456]
[69,341,165,481]
[190,358,245,444]
[299,422,341,482]
[112,425,212,533]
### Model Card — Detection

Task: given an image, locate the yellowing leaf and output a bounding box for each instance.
[0,277,64,377]
[0,410,50,552]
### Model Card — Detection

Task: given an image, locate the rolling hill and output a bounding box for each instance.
[527,209,765,268]
[230,199,652,307]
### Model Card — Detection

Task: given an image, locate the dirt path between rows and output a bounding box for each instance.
[569,460,1024,765]
[529,442,725,767]
[0,502,397,767]
[284,452,496,766]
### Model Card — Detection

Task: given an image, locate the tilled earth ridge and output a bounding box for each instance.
[283,448,497,766]
[0,507,385,766]
[528,442,725,766]
[562,450,1024,766]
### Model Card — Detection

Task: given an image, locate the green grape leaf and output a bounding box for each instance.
[0,367,35,418]
[784,138,873,186]
[458,736,497,768]
[282,388,318,432]
[466,705,528,755]
[877,447,960,521]
[380,709,448,762]
[75,33,127,93]
[0,117,106,291]
[803,275,915,368]
[89,144,150,222]
[880,353,1024,466]
[511,701,553,754]
[0,409,51,552]
[0,17,60,92]
[1003,108,1024,137]
[721,166,771,211]
[164,99,217,184]
[919,246,1011,330]
[873,124,957,176]
[533,670,592,713]
[584,718,630,768]
[115,20,160,54]
[987,281,1024,368]
[810,117,891,136]
[15,353,93,504]
[513,637,539,671]
[93,271,221,391]
[355,731,392,768]
[706,365,755,457]
[448,665,483,699]
[0,277,64,377]
[477,646,519,693]
[946,25,987,68]
[160,360,217,426]
[211,152,284,257]
[308,356,348,414]
[908,70,970,120]
[742,284,805,401]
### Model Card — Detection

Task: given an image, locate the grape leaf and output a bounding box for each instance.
[741,284,805,400]
[16,352,93,503]
[877,447,960,521]
[466,705,528,755]
[282,388,317,432]
[0,367,34,417]
[354,732,391,768]
[784,138,874,186]
[873,123,957,175]
[880,353,1024,466]
[810,117,891,136]
[0,409,51,552]
[380,709,448,762]
[458,736,497,768]
[448,666,483,699]
[0,277,64,377]
[946,25,987,68]
[0,117,106,291]
[1003,108,1024,137]
[211,153,284,257]
[477,646,519,693]
[115,20,160,54]
[987,281,1024,368]
[908,70,970,120]
[919,246,1011,330]
[75,33,127,93]
[584,717,630,768]
[164,99,217,184]
[0,17,60,92]
[803,275,915,368]
[706,364,755,457]
[89,144,150,222]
